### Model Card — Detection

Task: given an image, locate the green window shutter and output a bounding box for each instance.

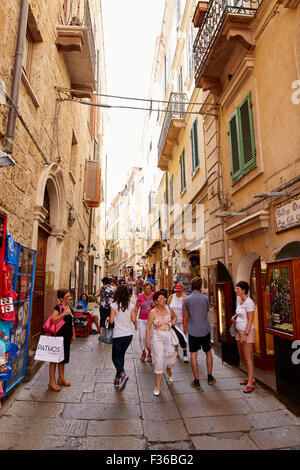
[229,110,241,182]
[180,150,186,192]
[191,120,199,174]
[239,93,256,173]
[170,175,174,209]
[193,120,199,169]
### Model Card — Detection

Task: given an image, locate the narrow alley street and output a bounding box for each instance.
[1,330,299,451]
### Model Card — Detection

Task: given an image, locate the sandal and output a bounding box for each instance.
[147,354,152,363]
[57,378,71,387]
[48,383,61,392]
[243,385,255,393]
[140,351,146,362]
[240,379,256,385]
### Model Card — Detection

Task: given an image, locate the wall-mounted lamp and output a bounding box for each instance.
[215,211,248,218]
[0,149,15,167]
[78,243,84,253]
[254,191,291,198]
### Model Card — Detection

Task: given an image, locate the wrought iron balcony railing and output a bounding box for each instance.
[158,92,187,161]
[193,0,261,84]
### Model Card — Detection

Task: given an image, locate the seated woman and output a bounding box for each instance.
[76,293,100,335]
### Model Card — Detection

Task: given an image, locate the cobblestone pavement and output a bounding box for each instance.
[0,331,300,450]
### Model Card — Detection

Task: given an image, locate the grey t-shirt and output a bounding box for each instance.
[183,291,211,337]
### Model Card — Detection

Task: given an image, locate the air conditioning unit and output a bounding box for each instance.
[84,160,101,207]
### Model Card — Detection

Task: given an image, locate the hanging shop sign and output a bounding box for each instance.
[274,193,300,233]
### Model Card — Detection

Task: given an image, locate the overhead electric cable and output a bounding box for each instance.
[55,86,216,107]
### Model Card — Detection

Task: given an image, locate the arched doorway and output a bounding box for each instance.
[236,252,275,370]
[31,164,67,347]
[250,257,274,370]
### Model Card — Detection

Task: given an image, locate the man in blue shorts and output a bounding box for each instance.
[183,277,216,390]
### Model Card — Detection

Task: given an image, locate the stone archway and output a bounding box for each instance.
[33,164,68,310]
[235,252,260,284]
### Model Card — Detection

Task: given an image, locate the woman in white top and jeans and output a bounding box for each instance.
[109,285,136,390]
[231,280,256,393]
[168,284,188,362]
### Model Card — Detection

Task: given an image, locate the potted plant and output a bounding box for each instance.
[192,1,209,28]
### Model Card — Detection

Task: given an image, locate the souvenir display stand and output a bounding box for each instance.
[1,241,36,399]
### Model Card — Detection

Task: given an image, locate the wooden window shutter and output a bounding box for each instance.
[239,93,256,172]
[84,160,101,207]
[180,150,186,192]
[229,111,241,182]
[193,120,199,169]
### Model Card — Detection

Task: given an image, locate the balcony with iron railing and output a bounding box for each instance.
[56,0,96,97]
[157,92,187,171]
[193,0,261,95]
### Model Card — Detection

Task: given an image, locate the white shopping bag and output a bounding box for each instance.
[34,335,64,363]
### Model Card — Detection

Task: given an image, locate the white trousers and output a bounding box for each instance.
[138,319,152,351]
[152,329,173,374]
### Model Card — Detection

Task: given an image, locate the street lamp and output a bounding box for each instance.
[0,149,16,168]
[254,192,291,198]
[215,211,248,218]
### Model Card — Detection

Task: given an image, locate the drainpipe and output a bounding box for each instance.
[4,0,29,154]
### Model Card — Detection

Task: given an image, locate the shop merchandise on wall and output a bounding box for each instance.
[0,223,36,405]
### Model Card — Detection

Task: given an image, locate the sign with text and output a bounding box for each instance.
[274,193,300,233]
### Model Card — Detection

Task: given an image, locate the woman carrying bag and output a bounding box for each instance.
[48,289,75,392]
[168,284,188,362]
[109,285,136,389]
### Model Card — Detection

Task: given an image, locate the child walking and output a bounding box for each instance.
[109,284,136,390]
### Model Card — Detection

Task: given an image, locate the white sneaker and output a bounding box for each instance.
[183,356,189,363]
[153,388,160,396]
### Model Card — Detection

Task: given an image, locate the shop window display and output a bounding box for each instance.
[264,259,300,340]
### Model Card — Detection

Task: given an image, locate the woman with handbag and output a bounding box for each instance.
[133,281,154,363]
[109,285,136,389]
[167,284,188,362]
[48,289,75,392]
[231,281,256,393]
[146,291,177,396]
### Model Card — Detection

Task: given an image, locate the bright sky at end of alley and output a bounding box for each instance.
[102,0,165,205]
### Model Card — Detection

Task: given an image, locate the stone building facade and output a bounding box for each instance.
[0,0,107,369]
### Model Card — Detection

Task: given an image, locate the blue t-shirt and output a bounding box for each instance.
[76,300,88,310]
[183,291,210,337]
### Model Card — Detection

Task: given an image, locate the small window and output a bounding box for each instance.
[228,92,256,184]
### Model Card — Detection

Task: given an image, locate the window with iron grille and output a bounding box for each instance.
[228,93,256,184]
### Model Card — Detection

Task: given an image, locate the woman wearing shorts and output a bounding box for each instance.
[232,280,256,393]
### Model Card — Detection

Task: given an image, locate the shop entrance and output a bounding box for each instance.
[250,257,275,370]
[31,228,48,344]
